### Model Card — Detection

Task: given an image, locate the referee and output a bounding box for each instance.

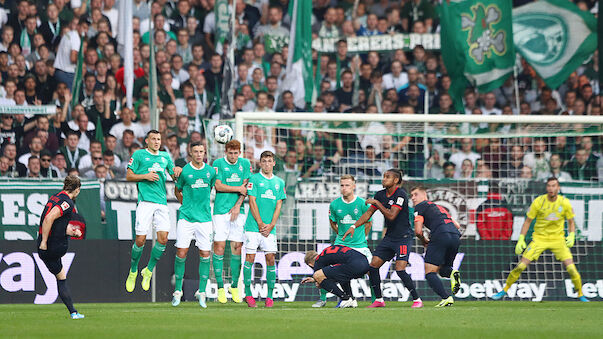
[492,177,589,302]
[37,175,85,319]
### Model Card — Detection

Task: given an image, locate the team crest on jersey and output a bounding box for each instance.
[388,200,393,205]
[145,158,150,161]
[188,174,193,178]
[275,184,280,190]
[225,167,230,171]
[206,172,210,178]
[60,201,70,211]
[239,165,243,171]
[558,206,562,213]
[337,210,342,214]
[260,183,264,187]
[396,197,404,205]
[354,208,359,214]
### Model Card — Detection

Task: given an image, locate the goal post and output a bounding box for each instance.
[208,112,603,302]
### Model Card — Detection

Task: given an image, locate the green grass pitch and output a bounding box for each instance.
[2,301,602,338]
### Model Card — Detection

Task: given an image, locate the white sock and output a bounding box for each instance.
[375,298,384,303]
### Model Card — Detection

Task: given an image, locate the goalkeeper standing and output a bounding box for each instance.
[492,178,588,302]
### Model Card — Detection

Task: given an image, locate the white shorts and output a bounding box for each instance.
[213,213,246,243]
[245,232,277,254]
[135,201,171,236]
[175,219,213,251]
[350,247,373,262]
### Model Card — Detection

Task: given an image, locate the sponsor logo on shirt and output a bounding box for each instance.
[396,197,404,205]
[388,200,393,205]
[341,214,356,224]
[261,189,276,200]
[247,182,253,190]
[544,212,559,221]
[214,167,218,174]
[148,162,164,172]
[226,173,241,183]
[191,178,209,188]
[128,158,133,165]
[60,201,70,211]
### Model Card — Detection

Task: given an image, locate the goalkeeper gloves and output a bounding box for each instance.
[515,235,527,255]
[566,232,575,248]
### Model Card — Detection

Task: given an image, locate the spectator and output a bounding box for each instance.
[443,161,456,179]
[301,143,334,178]
[500,145,524,179]
[425,149,445,179]
[523,138,551,179]
[78,140,103,173]
[564,148,598,181]
[457,158,474,179]
[103,149,124,178]
[334,70,354,108]
[114,129,138,163]
[482,138,505,178]
[317,7,341,38]
[109,107,145,142]
[253,5,289,54]
[2,143,26,177]
[476,163,493,179]
[449,138,481,176]
[520,165,533,179]
[54,18,84,91]
[60,131,88,169]
[26,155,42,178]
[18,136,44,166]
[537,153,572,182]
[401,0,435,32]
[51,152,68,177]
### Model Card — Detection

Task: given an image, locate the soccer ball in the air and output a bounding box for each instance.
[214,125,234,144]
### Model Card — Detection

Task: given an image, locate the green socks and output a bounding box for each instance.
[174,256,186,291]
[199,256,210,293]
[243,261,253,296]
[320,289,327,301]
[267,265,276,299]
[130,243,144,273]
[230,255,242,288]
[213,254,224,288]
[146,243,166,271]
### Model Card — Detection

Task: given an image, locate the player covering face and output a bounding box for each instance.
[342,169,423,308]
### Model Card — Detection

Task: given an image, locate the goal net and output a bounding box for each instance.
[200,113,603,302]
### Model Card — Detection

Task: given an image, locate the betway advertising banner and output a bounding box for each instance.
[1,240,601,304]
[0,180,102,240]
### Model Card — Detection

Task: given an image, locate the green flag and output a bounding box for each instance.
[283,0,313,108]
[70,35,85,110]
[440,0,514,107]
[513,0,597,89]
[214,0,229,54]
[149,25,158,130]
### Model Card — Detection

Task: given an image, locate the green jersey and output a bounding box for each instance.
[330,196,371,248]
[244,172,286,234]
[128,149,175,205]
[212,157,252,215]
[176,162,216,223]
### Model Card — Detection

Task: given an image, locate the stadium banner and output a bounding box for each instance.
[1,239,601,304]
[0,180,103,240]
[103,179,603,241]
[0,105,58,115]
[311,33,441,53]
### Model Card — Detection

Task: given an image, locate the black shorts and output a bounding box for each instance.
[322,259,370,283]
[37,240,68,275]
[424,232,460,267]
[373,236,412,262]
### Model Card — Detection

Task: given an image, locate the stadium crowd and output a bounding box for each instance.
[0,0,600,192]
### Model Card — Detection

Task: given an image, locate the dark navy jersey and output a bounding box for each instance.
[373,187,412,239]
[37,191,75,249]
[313,245,366,271]
[413,200,460,236]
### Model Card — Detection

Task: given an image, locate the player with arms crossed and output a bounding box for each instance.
[125,130,182,292]
[211,140,251,303]
[343,169,423,308]
[172,142,216,308]
[243,151,286,308]
[313,174,373,308]
[302,245,371,309]
[411,186,462,307]
[492,178,589,302]
[38,175,85,319]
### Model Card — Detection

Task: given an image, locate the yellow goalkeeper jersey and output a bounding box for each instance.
[526,194,575,241]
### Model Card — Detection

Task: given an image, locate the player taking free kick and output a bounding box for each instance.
[172,142,216,308]
[125,130,182,293]
[243,151,286,308]
[211,140,251,303]
[492,178,588,302]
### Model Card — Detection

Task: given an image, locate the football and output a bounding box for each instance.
[214,125,234,144]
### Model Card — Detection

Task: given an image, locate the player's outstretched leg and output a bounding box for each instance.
[142,242,167,291]
[196,255,210,308]
[229,252,242,303]
[492,261,527,300]
[213,253,227,303]
[126,243,144,292]
[58,279,84,319]
[367,267,385,308]
[426,272,453,307]
[172,255,186,306]
[396,269,422,308]
[243,261,256,307]
[566,263,589,302]
[312,290,328,308]
[265,265,276,308]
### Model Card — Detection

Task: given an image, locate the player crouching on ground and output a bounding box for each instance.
[303,245,371,309]
[411,186,462,307]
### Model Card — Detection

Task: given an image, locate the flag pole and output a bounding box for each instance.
[513,62,521,113]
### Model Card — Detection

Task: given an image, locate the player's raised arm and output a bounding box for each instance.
[367,197,401,221]
[39,206,62,250]
[342,206,376,240]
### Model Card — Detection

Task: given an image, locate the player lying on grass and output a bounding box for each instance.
[172,142,216,308]
[313,174,373,308]
[410,186,462,308]
[303,245,371,309]
[342,169,423,308]
[243,151,286,308]
[125,130,182,293]
[492,177,589,302]
[211,140,251,304]
[37,175,85,319]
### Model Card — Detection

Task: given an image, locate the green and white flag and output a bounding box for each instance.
[149,25,159,130]
[214,0,229,55]
[441,0,514,108]
[71,35,85,110]
[513,0,597,89]
[283,0,313,108]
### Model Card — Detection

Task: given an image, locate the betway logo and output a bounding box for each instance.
[0,251,75,304]
[455,280,546,301]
